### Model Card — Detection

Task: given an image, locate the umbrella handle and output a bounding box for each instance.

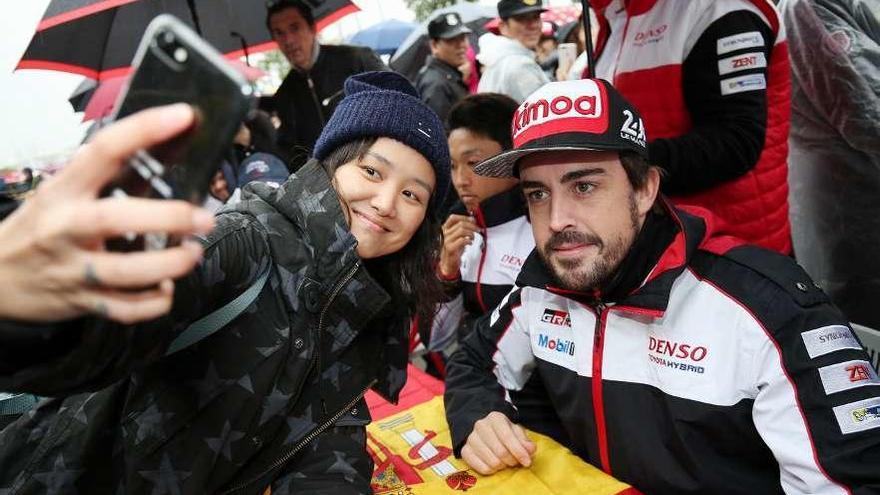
[580,0,595,79]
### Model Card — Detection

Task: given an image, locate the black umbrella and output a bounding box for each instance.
[390,3,496,83]
[18,0,359,80]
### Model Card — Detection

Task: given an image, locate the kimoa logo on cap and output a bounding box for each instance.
[512,80,608,147]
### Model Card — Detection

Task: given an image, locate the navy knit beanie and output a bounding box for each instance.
[313,71,450,213]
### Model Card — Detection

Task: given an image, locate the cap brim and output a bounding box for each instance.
[437,26,472,39]
[474,145,615,178]
[503,6,548,17]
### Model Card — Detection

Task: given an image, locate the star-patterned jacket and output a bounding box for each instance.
[0,160,410,494]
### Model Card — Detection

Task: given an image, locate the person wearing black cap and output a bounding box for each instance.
[444,79,880,493]
[477,0,550,102]
[415,12,473,122]
[0,72,453,494]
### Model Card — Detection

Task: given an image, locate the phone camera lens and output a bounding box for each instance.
[173,47,188,63]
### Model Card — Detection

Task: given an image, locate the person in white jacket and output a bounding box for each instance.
[477,0,550,102]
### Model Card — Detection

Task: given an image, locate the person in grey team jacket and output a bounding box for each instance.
[0,71,450,495]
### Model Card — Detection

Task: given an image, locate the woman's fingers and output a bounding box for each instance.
[81,241,203,289]
[58,104,195,196]
[74,280,176,325]
[63,197,214,241]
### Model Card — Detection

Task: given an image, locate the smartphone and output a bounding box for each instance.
[558,42,578,73]
[103,14,255,250]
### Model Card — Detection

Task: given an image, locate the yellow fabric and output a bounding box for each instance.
[367,396,632,495]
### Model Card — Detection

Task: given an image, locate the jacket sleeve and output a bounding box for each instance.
[444,287,535,455]
[649,10,775,195]
[735,252,880,493]
[507,58,551,103]
[784,0,880,156]
[0,212,271,396]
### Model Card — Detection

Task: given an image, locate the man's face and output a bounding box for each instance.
[430,34,470,68]
[269,7,317,70]
[500,12,543,50]
[519,150,658,292]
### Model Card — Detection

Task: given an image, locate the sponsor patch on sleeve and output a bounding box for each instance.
[819,360,880,395]
[801,325,863,359]
[718,52,767,76]
[833,397,880,434]
[720,74,766,95]
[717,31,765,55]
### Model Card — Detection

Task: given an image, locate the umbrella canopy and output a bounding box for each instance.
[348,19,418,56]
[390,3,496,82]
[18,0,358,80]
[69,59,265,121]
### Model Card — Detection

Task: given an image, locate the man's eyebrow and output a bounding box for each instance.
[560,168,606,184]
[365,151,433,194]
[520,168,607,190]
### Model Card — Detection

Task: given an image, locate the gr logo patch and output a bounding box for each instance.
[833,397,880,434]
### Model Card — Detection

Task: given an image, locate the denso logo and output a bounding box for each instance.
[633,24,667,45]
[513,95,599,137]
[537,333,576,356]
[500,254,524,269]
[541,308,571,327]
[648,336,708,362]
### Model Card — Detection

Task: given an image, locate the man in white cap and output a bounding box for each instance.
[477,0,550,102]
[444,79,880,493]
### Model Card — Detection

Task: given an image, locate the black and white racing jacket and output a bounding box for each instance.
[430,189,534,349]
[445,202,880,494]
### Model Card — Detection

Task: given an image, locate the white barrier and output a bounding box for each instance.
[852,323,880,372]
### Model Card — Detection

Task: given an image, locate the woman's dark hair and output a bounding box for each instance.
[320,137,444,325]
[447,93,519,151]
[245,110,281,157]
[266,0,315,31]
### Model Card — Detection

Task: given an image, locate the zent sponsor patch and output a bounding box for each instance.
[819,360,880,395]
[718,52,767,76]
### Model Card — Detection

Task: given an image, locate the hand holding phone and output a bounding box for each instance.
[557,43,578,75]
[103,14,255,250]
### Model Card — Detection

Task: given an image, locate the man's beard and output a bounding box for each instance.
[538,193,640,292]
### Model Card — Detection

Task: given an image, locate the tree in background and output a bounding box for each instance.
[405,0,477,22]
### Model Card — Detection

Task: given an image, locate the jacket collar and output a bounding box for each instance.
[449,187,527,228]
[426,56,465,80]
[516,199,706,314]
[594,0,658,16]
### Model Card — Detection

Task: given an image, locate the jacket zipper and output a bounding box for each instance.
[591,301,612,474]
[220,261,361,494]
[473,208,488,313]
[306,75,326,126]
[220,379,377,494]
[316,262,361,413]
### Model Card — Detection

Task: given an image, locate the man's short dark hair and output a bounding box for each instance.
[447,93,519,151]
[266,0,315,31]
[619,150,653,190]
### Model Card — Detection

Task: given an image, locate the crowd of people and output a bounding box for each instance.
[0,0,878,493]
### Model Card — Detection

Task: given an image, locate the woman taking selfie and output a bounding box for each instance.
[0,71,449,494]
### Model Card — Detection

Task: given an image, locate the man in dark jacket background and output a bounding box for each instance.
[268,0,385,170]
[415,12,472,123]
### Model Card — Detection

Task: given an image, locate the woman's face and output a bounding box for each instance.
[333,138,436,259]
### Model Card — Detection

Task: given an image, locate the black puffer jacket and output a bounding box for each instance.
[0,161,409,494]
[274,45,385,170]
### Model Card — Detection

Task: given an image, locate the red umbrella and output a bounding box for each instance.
[18,0,358,80]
